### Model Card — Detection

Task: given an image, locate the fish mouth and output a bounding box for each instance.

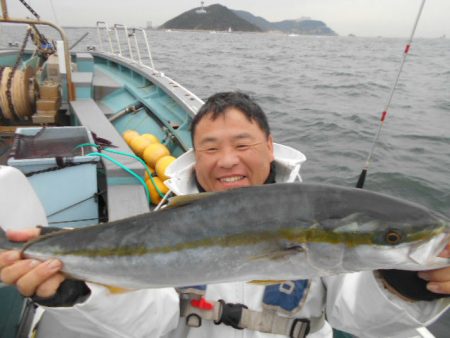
[408,232,449,265]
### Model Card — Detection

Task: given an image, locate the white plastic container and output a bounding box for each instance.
[0,165,48,230]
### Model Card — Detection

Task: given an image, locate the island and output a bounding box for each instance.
[160,3,337,36]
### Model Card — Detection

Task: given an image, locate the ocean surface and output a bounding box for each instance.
[1,26,449,336]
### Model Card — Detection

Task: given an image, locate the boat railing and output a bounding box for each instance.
[96,21,156,70]
[96,21,114,54]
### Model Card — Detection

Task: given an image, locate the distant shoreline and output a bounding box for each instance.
[58,27,439,39]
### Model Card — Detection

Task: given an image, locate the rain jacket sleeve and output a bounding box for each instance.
[324,271,450,337]
[41,284,180,338]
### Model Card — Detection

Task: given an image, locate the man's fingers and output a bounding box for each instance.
[0,250,21,268]
[35,273,66,298]
[419,268,450,283]
[425,281,450,295]
[7,228,41,242]
[15,259,63,297]
[419,266,450,295]
[438,243,450,258]
[1,259,40,285]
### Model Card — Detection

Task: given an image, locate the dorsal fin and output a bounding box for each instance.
[167,192,216,208]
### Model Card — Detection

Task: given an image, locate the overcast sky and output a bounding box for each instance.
[4,0,449,38]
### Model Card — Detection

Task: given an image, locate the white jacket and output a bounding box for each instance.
[5,144,448,338]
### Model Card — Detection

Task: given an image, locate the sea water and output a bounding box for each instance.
[1,26,449,336]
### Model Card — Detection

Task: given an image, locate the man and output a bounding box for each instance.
[1,92,449,337]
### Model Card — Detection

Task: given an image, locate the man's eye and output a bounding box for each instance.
[236,144,250,150]
[205,147,219,153]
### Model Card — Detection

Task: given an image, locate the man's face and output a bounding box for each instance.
[194,108,274,192]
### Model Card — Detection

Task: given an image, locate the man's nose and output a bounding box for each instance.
[217,148,240,168]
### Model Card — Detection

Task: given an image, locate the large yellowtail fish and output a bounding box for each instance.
[1,183,449,289]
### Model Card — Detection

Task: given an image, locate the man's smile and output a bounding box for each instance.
[219,175,246,183]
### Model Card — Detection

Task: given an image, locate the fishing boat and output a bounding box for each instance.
[0,1,444,338]
[0,1,202,336]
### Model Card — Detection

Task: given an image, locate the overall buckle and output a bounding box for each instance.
[290,318,310,338]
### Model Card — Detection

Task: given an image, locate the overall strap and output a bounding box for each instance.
[180,296,325,338]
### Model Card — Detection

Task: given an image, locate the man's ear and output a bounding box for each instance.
[267,135,275,161]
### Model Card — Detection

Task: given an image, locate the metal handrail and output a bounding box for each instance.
[96,21,113,53]
[131,27,155,69]
[95,21,156,70]
[114,24,133,60]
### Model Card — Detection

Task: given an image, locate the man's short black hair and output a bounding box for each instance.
[191,91,271,147]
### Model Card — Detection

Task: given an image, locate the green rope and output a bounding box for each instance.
[101,148,165,198]
[74,143,166,199]
[86,152,150,203]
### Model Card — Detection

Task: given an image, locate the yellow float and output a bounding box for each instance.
[142,143,170,168]
[155,155,176,182]
[145,176,169,205]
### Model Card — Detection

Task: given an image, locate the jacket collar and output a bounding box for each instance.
[164,143,306,196]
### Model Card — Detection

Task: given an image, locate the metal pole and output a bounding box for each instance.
[115,24,133,60]
[141,29,155,69]
[105,23,114,53]
[113,25,122,56]
[69,32,89,50]
[96,21,104,51]
[356,0,426,188]
[1,0,9,19]
[132,30,142,65]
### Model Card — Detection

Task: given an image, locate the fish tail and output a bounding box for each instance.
[0,227,23,251]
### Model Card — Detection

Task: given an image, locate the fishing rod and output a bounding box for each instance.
[356,0,426,189]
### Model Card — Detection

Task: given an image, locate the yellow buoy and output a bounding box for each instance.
[155,155,176,182]
[145,176,169,205]
[144,167,155,181]
[123,130,140,145]
[141,133,160,144]
[130,135,153,157]
[143,143,170,168]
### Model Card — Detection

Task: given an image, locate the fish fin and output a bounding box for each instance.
[306,243,344,270]
[94,283,132,294]
[167,192,216,208]
[250,245,305,261]
[247,280,287,285]
[106,286,131,294]
[0,227,23,251]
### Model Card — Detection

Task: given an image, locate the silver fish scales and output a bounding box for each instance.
[1,183,449,289]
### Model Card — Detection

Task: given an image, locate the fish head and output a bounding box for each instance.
[302,184,450,248]
[367,215,449,247]
[329,211,450,271]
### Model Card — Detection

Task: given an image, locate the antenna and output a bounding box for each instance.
[196,1,207,14]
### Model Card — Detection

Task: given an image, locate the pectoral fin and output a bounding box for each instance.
[307,243,344,270]
[247,280,287,285]
[250,244,305,261]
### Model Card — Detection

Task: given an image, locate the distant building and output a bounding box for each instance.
[196,1,207,14]
[297,16,311,22]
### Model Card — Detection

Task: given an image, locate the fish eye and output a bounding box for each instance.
[384,229,403,245]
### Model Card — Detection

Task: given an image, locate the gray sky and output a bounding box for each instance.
[3,0,450,38]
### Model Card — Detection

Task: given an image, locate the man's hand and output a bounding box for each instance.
[0,228,65,298]
[418,243,450,295]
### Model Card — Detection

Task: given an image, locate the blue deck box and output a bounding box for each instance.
[8,127,100,228]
